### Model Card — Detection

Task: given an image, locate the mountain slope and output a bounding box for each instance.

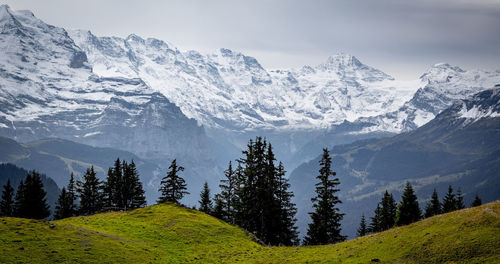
[290,87,500,238]
[0,201,498,263]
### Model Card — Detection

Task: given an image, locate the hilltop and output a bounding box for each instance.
[1,201,498,263]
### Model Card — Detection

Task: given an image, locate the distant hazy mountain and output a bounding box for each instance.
[289,88,500,238]
[0,163,60,215]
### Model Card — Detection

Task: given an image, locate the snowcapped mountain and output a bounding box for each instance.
[0,5,218,199]
[69,29,422,131]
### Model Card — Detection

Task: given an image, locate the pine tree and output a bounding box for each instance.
[0,179,15,217]
[13,179,26,217]
[395,182,421,226]
[77,166,103,215]
[380,191,397,231]
[104,158,122,208]
[67,173,78,216]
[198,182,213,214]
[424,188,441,218]
[357,214,368,237]
[275,161,299,245]
[471,193,482,207]
[15,171,51,219]
[128,161,146,209]
[304,148,345,245]
[455,188,465,210]
[442,185,457,213]
[212,194,225,220]
[369,203,382,233]
[54,187,73,219]
[158,159,188,204]
[219,161,237,223]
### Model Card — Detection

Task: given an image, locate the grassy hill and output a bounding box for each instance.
[1,201,499,263]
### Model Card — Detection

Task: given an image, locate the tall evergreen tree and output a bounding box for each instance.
[471,194,482,207]
[128,161,146,209]
[54,187,74,219]
[67,173,78,216]
[442,185,457,213]
[104,158,122,208]
[219,161,237,223]
[13,179,26,217]
[304,148,345,245]
[455,188,465,210]
[379,191,397,231]
[424,189,441,218]
[395,182,421,226]
[158,159,188,204]
[212,194,225,220]
[357,214,368,237]
[14,171,51,219]
[369,203,382,233]
[275,161,299,245]
[0,179,15,217]
[198,182,213,214]
[77,166,103,215]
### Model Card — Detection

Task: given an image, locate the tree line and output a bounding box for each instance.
[0,159,147,219]
[357,183,483,237]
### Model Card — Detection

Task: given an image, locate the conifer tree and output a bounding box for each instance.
[369,203,382,233]
[471,194,482,207]
[77,166,103,215]
[219,161,237,223]
[455,188,465,210]
[212,194,225,220]
[198,182,213,214]
[158,159,188,204]
[424,188,441,218]
[380,191,397,230]
[104,158,122,208]
[0,179,14,217]
[442,185,457,213]
[54,187,74,219]
[13,179,26,217]
[304,148,345,245]
[275,161,299,245]
[395,182,421,226]
[128,161,146,209]
[67,173,78,216]
[357,214,368,237]
[13,171,51,219]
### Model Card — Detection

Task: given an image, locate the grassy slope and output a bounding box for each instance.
[1,201,499,264]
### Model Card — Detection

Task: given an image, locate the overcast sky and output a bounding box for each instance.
[4,0,500,79]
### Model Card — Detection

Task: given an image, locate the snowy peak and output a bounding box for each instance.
[454,88,500,123]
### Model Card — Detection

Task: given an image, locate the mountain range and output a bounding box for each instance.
[0,4,499,237]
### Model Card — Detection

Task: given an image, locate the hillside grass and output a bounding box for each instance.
[0,201,499,263]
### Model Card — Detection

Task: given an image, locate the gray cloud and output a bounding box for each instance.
[4,0,500,79]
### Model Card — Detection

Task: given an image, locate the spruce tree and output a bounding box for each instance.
[0,179,15,217]
[471,194,482,207]
[104,158,122,208]
[219,161,237,223]
[77,166,103,215]
[395,182,421,226]
[442,185,457,213]
[212,194,225,220]
[67,173,78,216]
[424,188,441,218]
[380,191,397,231]
[455,188,465,210]
[54,187,73,219]
[369,203,382,233]
[304,148,345,245]
[128,161,146,209]
[357,214,368,237]
[198,182,213,214]
[13,179,26,217]
[158,159,188,204]
[276,161,299,245]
